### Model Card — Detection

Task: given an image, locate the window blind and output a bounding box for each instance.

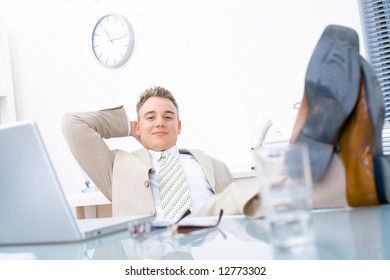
[359,0,390,154]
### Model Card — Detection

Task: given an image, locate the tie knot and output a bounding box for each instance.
[161,151,170,160]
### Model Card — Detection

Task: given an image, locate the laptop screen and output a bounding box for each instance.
[0,120,83,244]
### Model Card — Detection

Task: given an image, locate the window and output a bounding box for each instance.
[359,0,390,154]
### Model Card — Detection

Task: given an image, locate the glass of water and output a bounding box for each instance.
[252,143,314,250]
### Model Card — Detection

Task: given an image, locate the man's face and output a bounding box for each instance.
[136,96,181,151]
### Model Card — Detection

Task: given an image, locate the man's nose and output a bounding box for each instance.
[155,116,165,127]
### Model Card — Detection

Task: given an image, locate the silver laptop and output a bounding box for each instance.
[0,120,153,245]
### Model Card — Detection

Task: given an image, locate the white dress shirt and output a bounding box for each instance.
[148,146,215,220]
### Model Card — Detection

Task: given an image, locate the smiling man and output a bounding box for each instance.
[62,86,261,220]
[135,91,181,151]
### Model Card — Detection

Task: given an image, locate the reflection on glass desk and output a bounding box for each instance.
[1,205,390,260]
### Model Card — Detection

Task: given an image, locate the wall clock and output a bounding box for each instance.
[92,14,135,68]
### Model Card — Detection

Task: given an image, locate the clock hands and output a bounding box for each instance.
[103,28,113,44]
[110,35,128,42]
[102,29,127,44]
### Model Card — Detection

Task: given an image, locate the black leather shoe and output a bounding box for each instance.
[292,25,361,181]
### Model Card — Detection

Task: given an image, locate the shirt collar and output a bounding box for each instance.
[148,146,180,162]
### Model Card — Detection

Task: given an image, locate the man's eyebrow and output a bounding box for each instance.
[143,110,176,116]
[143,111,156,116]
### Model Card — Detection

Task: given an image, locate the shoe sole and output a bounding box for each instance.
[296,25,360,181]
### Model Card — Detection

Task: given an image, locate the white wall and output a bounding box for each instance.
[0,0,364,193]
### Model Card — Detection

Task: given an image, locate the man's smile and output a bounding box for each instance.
[152,131,168,136]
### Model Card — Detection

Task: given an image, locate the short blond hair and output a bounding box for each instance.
[136,86,179,118]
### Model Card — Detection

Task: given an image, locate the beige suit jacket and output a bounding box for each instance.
[62,106,262,218]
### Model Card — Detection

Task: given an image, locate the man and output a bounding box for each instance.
[62,86,262,220]
[64,24,372,222]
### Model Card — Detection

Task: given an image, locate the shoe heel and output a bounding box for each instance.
[295,133,334,182]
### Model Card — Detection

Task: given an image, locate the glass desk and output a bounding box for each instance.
[1,205,390,260]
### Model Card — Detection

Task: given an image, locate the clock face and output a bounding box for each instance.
[92,14,135,68]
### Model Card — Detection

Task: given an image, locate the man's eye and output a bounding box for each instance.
[147,116,155,120]
[165,116,173,120]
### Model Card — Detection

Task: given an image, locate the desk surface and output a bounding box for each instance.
[1,205,390,260]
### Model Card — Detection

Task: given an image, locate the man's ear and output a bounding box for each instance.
[131,120,140,137]
[178,120,182,134]
[135,121,140,135]
[132,121,142,143]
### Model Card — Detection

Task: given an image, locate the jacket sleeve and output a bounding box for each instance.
[61,106,130,201]
[192,152,263,219]
[194,181,263,218]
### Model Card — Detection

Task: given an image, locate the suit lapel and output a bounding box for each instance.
[180,149,216,190]
[132,148,153,168]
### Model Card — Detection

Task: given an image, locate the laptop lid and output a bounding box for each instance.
[0,120,152,245]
